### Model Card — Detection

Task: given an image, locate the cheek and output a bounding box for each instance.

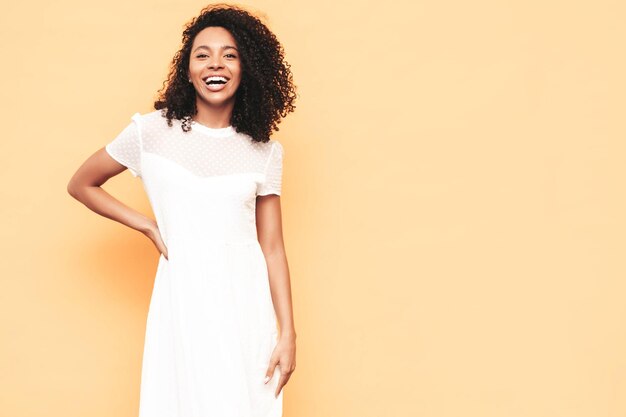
[230,63,242,76]
[189,61,204,73]
[229,72,242,86]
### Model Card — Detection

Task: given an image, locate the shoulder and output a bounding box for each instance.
[256,138,283,151]
[130,109,170,127]
[127,110,186,139]
[249,138,283,157]
[270,139,284,157]
[246,135,279,148]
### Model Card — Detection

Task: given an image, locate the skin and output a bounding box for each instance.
[67,25,296,399]
[187,26,242,128]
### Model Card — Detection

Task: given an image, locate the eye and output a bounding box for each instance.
[226,54,237,58]
[197,54,208,58]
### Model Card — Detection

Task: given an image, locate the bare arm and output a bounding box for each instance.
[66,147,167,258]
[256,194,296,339]
[256,194,296,396]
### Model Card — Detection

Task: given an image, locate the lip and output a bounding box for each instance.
[201,75,230,92]
[204,79,229,92]
[202,75,230,82]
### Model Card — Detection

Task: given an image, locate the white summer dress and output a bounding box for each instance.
[105,110,284,417]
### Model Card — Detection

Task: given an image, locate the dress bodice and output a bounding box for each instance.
[105,110,284,249]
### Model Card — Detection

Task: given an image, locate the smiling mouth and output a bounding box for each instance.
[204,75,228,83]
[202,77,229,92]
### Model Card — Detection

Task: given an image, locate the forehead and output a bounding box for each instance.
[192,26,237,46]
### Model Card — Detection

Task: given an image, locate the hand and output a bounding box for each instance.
[142,219,168,260]
[264,334,296,398]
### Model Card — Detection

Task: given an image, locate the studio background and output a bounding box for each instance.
[1,1,625,416]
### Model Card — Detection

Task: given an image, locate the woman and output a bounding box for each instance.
[67,4,297,416]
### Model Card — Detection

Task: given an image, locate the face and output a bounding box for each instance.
[188,26,242,107]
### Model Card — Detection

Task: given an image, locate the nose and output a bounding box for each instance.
[207,56,224,69]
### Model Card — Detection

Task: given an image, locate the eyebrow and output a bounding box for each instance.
[192,45,238,53]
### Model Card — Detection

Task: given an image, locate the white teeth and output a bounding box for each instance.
[205,76,228,83]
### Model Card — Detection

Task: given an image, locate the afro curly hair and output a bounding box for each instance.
[153,3,298,143]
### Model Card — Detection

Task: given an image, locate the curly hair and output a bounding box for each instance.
[153,3,297,143]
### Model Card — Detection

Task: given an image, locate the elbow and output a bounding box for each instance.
[67,178,82,200]
[259,238,285,260]
[67,184,78,200]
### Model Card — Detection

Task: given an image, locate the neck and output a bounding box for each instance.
[193,98,235,128]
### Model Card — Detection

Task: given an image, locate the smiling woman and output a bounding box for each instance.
[67,4,298,417]
[187,27,243,111]
[154,4,298,142]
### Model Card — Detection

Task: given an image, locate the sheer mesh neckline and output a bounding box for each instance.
[105,110,284,196]
[190,120,236,138]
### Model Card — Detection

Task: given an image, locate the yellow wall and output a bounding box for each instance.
[1,1,625,416]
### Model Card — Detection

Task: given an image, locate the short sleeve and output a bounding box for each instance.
[105,113,142,178]
[258,141,284,196]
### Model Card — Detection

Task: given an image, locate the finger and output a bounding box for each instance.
[155,242,164,257]
[264,361,279,384]
[275,372,287,398]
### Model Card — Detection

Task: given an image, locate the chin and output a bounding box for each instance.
[201,96,236,106]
